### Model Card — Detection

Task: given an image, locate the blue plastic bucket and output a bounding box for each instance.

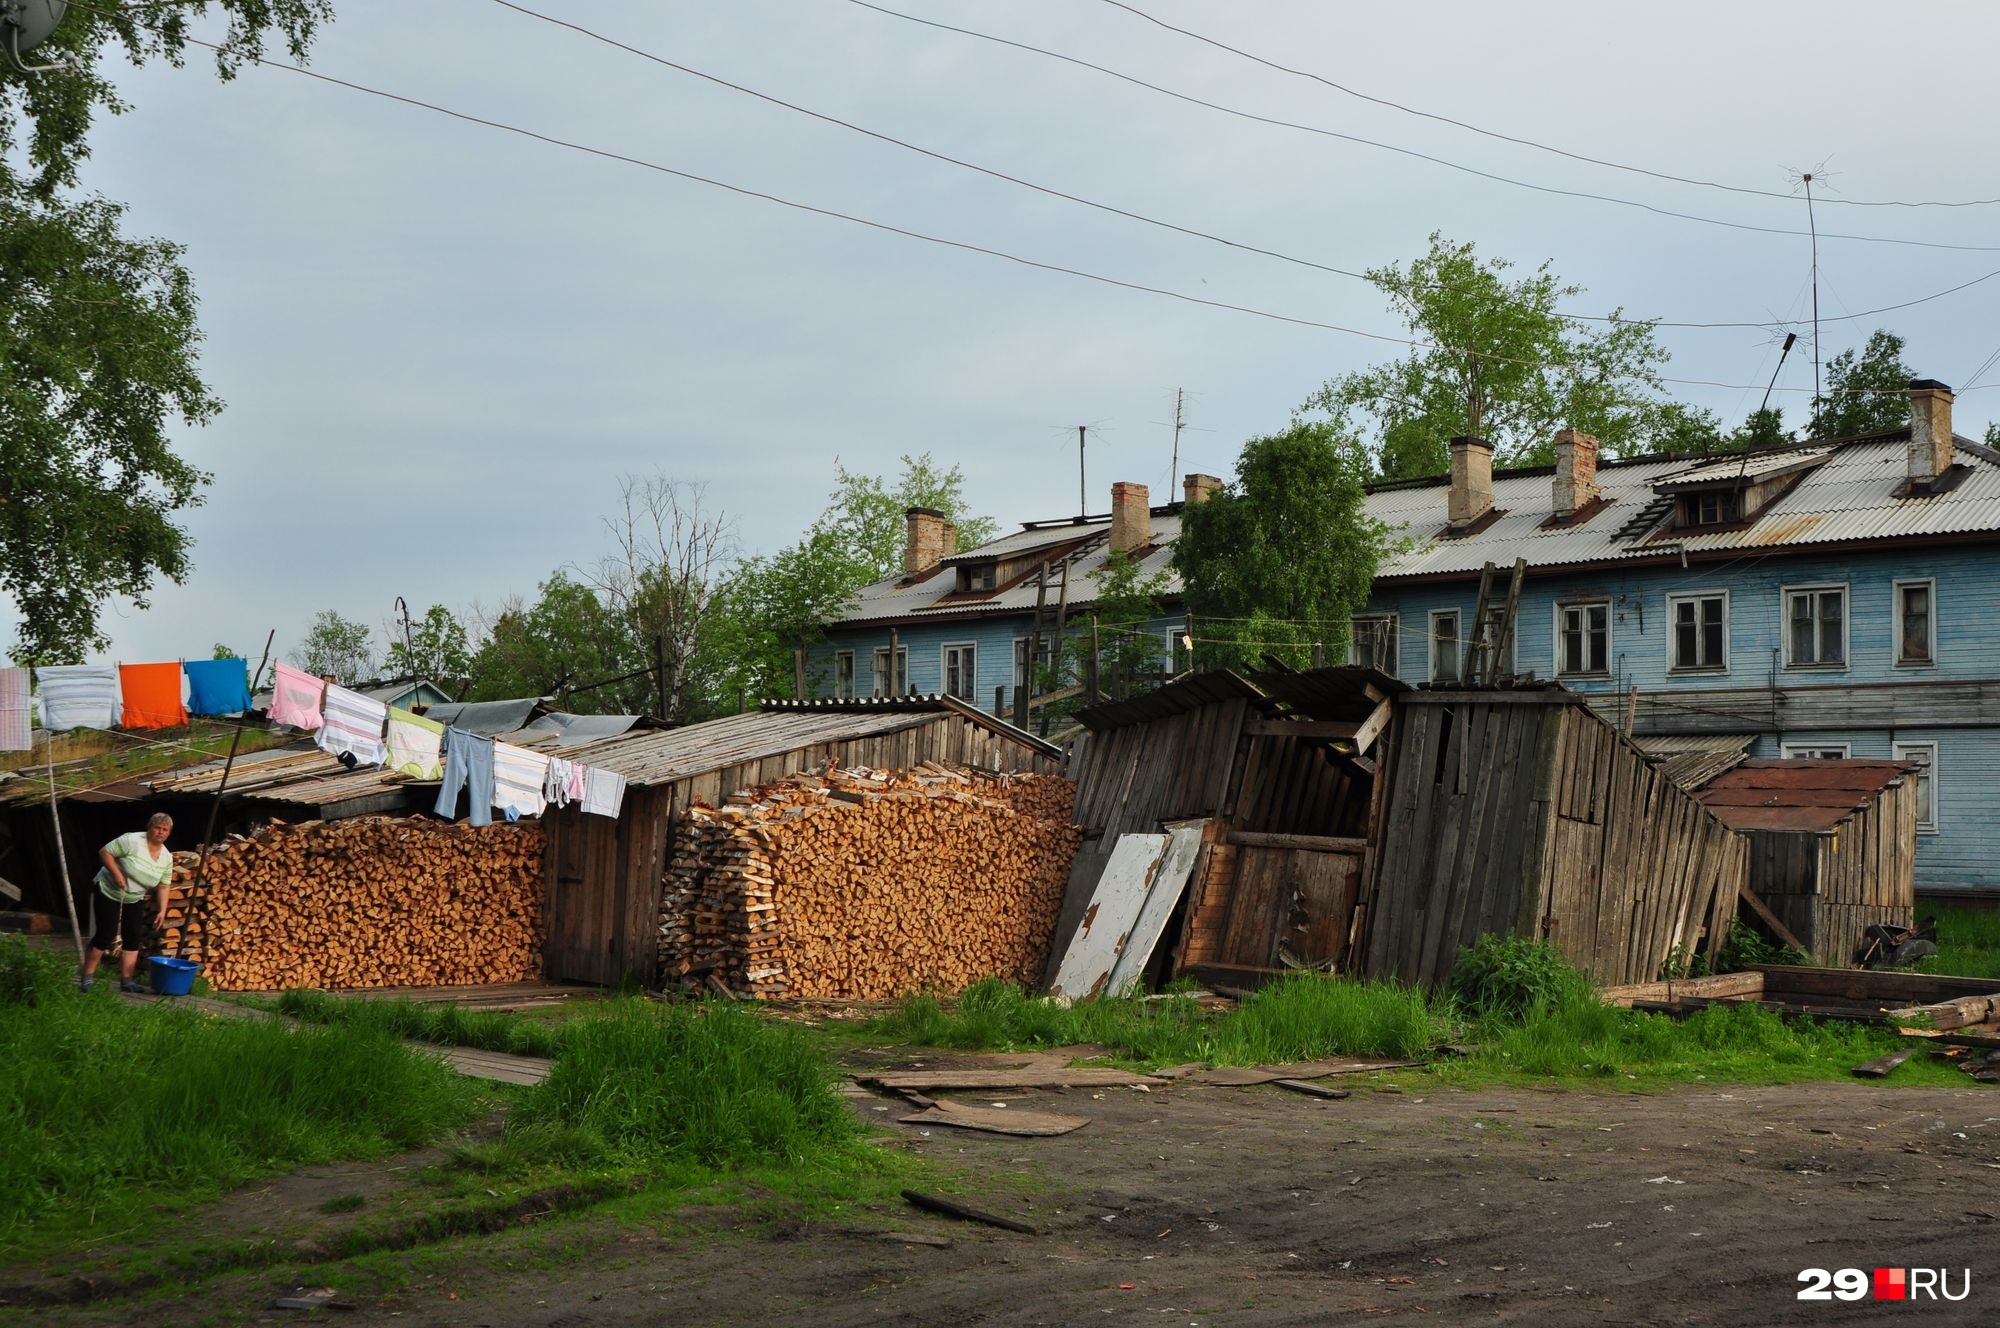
[147,956,200,997]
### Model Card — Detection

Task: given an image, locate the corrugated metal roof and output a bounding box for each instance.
[1690,757,1913,832]
[557,708,944,786]
[761,693,1062,756]
[423,698,544,734]
[1075,669,1271,733]
[522,712,642,744]
[1248,665,1405,720]
[1634,733,1759,755]
[1651,448,1830,489]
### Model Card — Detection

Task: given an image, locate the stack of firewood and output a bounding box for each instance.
[162,817,545,991]
[658,762,1079,1000]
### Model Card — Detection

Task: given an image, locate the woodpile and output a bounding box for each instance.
[659,761,1080,1000]
[160,817,545,991]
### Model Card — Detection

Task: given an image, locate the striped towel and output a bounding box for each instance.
[581,766,626,818]
[0,667,30,751]
[315,684,388,767]
[34,664,120,732]
[269,662,327,731]
[492,742,550,820]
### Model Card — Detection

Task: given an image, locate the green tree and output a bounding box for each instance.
[1733,406,1791,450]
[1303,233,1674,478]
[211,643,240,659]
[465,576,640,714]
[817,453,999,583]
[1171,422,1387,671]
[1650,402,1729,456]
[1056,550,1174,703]
[291,611,374,685]
[1986,421,2000,449]
[1809,329,1913,439]
[381,605,473,692]
[2,3,333,660]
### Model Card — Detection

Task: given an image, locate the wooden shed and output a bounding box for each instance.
[1687,758,1917,966]
[541,697,1063,987]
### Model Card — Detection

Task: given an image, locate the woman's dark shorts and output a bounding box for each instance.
[89,893,151,952]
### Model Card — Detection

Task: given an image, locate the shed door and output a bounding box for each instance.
[544,809,619,987]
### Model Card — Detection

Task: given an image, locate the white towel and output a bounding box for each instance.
[581,766,626,818]
[544,756,575,808]
[492,742,550,820]
[0,667,31,751]
[34,664,120,732]
[315,684,388,767]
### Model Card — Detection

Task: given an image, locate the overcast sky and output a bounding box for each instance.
[13,0,2000,670]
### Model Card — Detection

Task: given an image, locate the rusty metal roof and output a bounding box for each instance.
[1689,757,1913,832]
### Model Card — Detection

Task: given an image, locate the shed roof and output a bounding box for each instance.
[1074,665,1401,733]
[1689,757,1913,832]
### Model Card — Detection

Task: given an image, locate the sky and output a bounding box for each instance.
[12,0,2000,670]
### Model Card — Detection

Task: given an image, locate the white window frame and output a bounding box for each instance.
[1666,591,1730,675]
[1892,740,1939,834]
[833,650,855,700]
[1893,578,1937,668]
[1349,613,1399,677]
[1429,609,1461,684]
[1780,742,1851,760]
[871,645,909,697]
[1553,598,1612,679]
[941,642,977,702]
[1012,636,1053,694]
[1781,582,1850,671]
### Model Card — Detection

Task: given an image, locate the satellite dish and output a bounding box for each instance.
[3,0,69,72]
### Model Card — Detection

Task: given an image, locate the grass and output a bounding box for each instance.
[1917,905,2000,981]
[0,940,487,1263]
[271,988,572,1058]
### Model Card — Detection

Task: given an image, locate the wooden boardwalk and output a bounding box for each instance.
[118,990,554,1086]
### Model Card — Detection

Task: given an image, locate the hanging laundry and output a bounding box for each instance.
[582,766,627,818]
[385,708,445,780]
[0,667,30,751]
[492,742,550,821]
[119,662,188,730]
[34,664,120,732]
[316,684,388,767]
[566,760,586,805]
[183,658,254,716]
[435,728,495,827]
[269,662,327,731]
[544,756,575,809]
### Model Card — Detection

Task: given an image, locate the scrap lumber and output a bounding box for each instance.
[1852,1049,1915,1079]
[898,1099,1091,1136]
[859,1066,1165,1092]
[1185,1058,1420,1086]
[901,1190,1041,1235]
[658,764,1080,1001]
[159,818,544,992]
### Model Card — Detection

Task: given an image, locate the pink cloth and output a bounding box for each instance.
[269,662,327,731]
[0,667,29,751]
[567,761,586,804]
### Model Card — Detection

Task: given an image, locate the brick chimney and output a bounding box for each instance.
[1448,437,1495,528]
[904,507,948,576]
[1182,473,1222,507]
[1110,481,1152,554]
[1908,379,1955,487]
[941,521,958,558]
[1550,429,1600,519]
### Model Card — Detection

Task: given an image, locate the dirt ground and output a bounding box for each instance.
[28,1073,2000,1327]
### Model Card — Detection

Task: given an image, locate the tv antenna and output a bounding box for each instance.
[3,0,70,74]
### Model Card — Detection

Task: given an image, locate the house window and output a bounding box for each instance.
[1350,615,1398,676]
[1429,610,1460,684]
[1679,489,1740,527]
[1668,593,1727,672]
[1895,580,1935,666]
[834,651,855,700]
[871,646,908,697]
[942,643,976,702]
[1012,637,1053,695]
[1892,741,1939,833]
[1556,600,1610,677]
[1780,742,1851,760]
[961,563,998,593]
[1784,585,1847,668]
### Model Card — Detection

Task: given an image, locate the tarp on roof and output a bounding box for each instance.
[1689,758,1913,832]
[423,698,543,734]
[523,712,643,744]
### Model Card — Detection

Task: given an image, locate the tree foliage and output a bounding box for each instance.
[1060,550,1174,700]
[1809,329,1913,439]
[1303,233,1674,478]
[382,605,473,693]
[465,576,640,713]
[1172,422,1387,670]
[291,610,374,685]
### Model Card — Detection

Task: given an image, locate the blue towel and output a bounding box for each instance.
[183,658,253,715]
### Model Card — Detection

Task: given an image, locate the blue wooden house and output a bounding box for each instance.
[819,381,2000,897]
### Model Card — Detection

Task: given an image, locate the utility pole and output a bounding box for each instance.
[1170,388,1184,486]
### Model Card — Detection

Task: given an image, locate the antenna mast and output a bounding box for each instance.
[1170,388,1184,486]
[1804,172,1822,432]
[1077,424,1087,517]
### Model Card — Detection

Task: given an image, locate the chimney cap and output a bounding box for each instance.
[1449,435,1494,453]
[904,505,946,519]
[1909,378,1954,394]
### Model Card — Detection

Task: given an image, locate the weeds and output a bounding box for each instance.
[1449,935,1595,1020]
[1916,906,2000,981]
[272,989,570,1058]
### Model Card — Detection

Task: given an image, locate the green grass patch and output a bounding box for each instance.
[1917,906,2000,981]
[271,988,571,1058]
[0,940,487,1263]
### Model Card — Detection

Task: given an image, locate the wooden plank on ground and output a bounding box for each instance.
[859,1067,1166,1091]
[899,1099,1090,1136]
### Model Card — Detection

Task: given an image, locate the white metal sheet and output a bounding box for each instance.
[1105,821,1208,998]
[1047,832,1167,1002]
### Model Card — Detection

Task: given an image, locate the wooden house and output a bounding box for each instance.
[1687,758,1917,965]
[541,697,1062,987]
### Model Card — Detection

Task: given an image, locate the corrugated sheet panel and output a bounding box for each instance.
[1692,757,1914,831]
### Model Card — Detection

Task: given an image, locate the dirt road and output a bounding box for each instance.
[44,1073,2000,1326]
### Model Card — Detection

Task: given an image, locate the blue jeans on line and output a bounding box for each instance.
[434,728,495,828]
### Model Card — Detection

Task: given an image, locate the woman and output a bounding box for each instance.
[80,812,175,993]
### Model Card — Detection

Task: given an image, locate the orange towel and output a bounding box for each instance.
[120,662,187,730]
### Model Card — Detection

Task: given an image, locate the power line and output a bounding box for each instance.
[1097,0,2000,212]
[496,0,2000,334]
[844,0,2000,257]
[70,3,1988,399]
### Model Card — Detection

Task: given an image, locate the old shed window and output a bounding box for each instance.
[1892,741,1938,832]
[1668,592,1727,672]
[1895,580,1935,666]
[1556,601,1610,677]
[1784,585,1847,669]
[1429,610,1460,683]
[1350,615,1398,676]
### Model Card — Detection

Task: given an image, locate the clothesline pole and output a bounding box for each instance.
[43,737,85,965]
[178,630,274,961]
